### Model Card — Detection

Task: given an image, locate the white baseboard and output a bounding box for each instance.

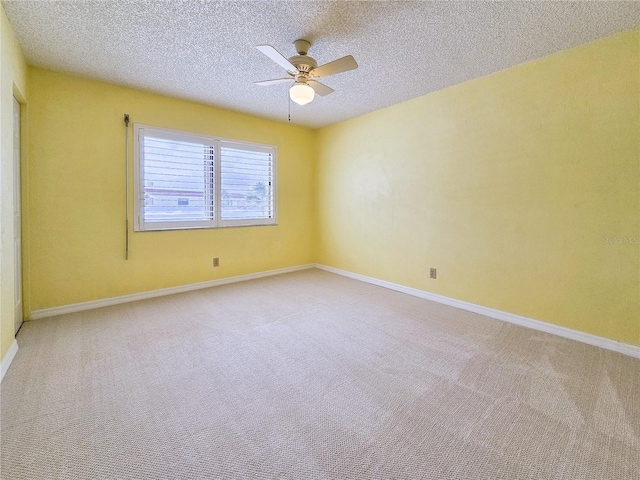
[26,262,640,359]
[1,340,19,383]
[315,264,640,360]
[29,264,314,320]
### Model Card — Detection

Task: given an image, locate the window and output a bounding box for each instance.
[134,125,276,231]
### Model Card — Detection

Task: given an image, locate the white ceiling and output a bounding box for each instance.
[4,1,640,128]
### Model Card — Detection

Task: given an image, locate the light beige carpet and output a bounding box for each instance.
[1,269,639,479]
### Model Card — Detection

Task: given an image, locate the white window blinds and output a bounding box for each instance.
[135,125,277,231]
[220,143,274,224]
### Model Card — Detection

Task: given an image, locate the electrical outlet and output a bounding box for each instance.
[213,257,219,267]
[430,268,436,279]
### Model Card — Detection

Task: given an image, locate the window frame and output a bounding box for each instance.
[133,124,277,232]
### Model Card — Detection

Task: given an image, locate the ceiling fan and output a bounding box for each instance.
[255,39,358,106]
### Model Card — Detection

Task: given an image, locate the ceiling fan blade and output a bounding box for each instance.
[308,80,334,96]
[254,78,293,86]
[311,55,358,78]
[256,45,297,73]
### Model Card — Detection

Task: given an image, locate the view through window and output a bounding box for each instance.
[135,125,276,231]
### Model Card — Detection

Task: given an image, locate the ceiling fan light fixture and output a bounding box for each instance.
[289,83,315,105]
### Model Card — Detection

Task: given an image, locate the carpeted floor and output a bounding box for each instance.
[1,269,638,479]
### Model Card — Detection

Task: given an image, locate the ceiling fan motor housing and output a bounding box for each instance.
[288,39,317,75]
[288,55,317,74]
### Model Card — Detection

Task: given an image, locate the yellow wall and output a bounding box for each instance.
[24,68,315,312]
[14,29,640,352]
[316,31,640,346]
[0,5,28,362]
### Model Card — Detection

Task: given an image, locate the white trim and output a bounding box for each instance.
[1,340,19,383]
[30,264,313,320]
[315,264,640,360]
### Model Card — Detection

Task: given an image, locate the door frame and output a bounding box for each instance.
[13,96,22,334]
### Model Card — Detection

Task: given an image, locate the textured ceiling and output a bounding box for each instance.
[4,1,640,128]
